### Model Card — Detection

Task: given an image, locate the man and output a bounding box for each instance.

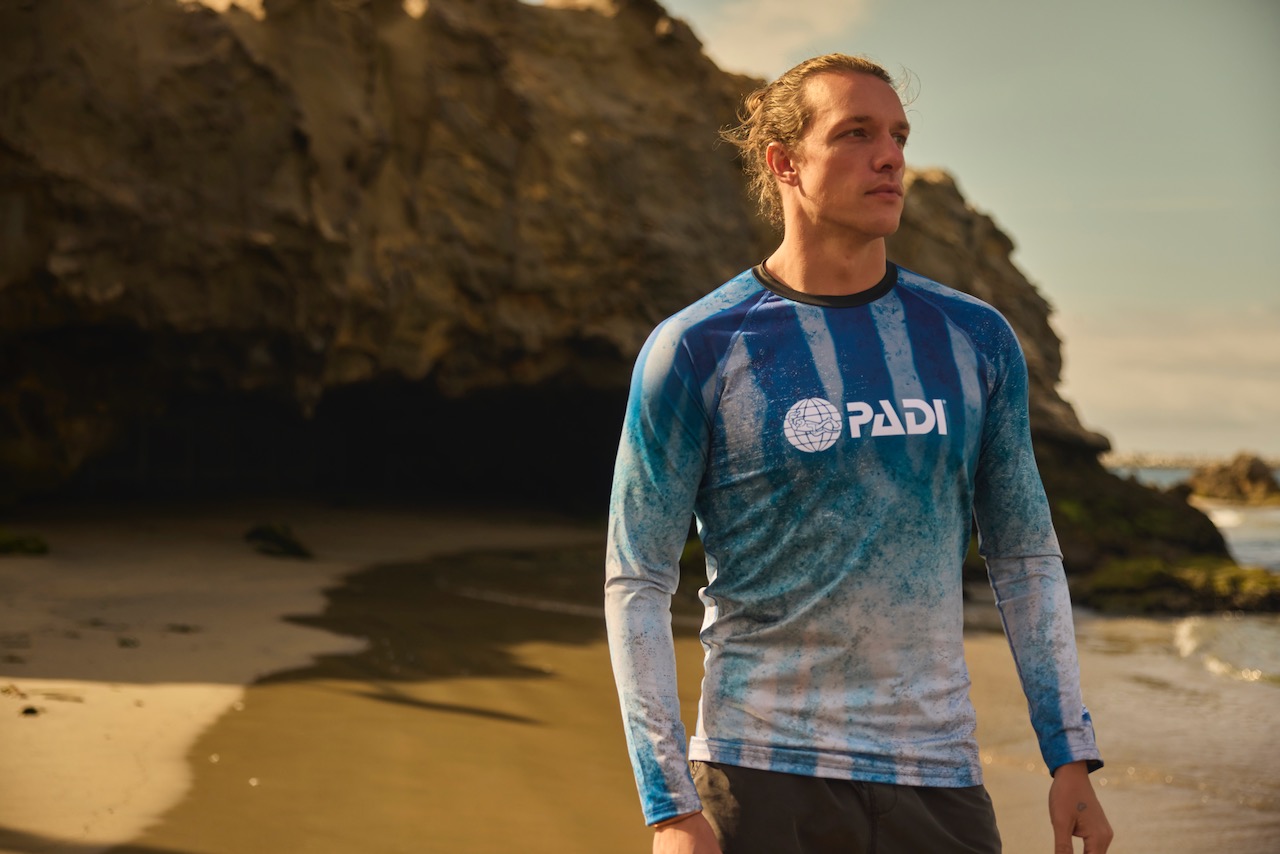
[605,53,1112,854]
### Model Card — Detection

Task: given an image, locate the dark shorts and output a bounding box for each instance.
[692,760,1002,854]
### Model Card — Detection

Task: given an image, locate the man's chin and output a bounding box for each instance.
[868,216,904,238]
[817,211,903,240]
[855,208,904,238]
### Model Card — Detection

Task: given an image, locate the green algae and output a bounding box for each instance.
[1073,556,1280,614]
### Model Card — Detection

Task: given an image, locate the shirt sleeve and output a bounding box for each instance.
[971,319,1104,774]
[604,320,713,825]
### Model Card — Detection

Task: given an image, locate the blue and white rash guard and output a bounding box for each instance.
[604,262,1102,825]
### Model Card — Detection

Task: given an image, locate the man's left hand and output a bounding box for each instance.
[1048,760,1113,853]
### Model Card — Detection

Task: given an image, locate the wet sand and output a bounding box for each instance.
[2,502,1276,853]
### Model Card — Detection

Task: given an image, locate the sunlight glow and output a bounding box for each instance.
[182,0,266,20]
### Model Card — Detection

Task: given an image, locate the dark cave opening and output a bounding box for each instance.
[63,380,630,513]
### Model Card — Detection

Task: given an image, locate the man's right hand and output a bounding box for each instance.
[653,812,723,854]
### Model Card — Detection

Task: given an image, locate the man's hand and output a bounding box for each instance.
[1048,761,1113,853]
[653,812,722,854]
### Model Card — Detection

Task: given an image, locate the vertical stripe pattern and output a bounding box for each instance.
[605,265,1101,825]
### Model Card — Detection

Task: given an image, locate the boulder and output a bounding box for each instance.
[1189,454,1280,504]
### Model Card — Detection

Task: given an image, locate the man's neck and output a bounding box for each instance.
[764,233,888,297]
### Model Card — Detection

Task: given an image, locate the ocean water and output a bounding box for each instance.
[1198,501,1280,572]
[1073,610,1280,850]
[1082,466,1280,845]
[1173,611,1280,686]
[1102,465,1280,683]
[1109,465,1199,490]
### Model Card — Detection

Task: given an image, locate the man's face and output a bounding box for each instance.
[785,72,910,239]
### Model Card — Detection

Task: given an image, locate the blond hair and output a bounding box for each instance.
[721,54,899,229]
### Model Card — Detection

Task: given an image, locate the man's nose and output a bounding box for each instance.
[874,135,905,172]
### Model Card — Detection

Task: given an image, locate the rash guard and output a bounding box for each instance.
[604,262,1102,825]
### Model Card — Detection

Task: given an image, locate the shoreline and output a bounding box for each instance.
[2,502,1277,853]
[0,500,602,853]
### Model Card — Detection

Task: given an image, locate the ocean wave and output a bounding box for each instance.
[1205,507,1244,528]
[1173,614,1280,685]
[1185,499,1280,570]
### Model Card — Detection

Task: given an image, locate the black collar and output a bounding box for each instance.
[752,261,897,307]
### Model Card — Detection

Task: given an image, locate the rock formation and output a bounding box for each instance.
[1189,454,1280,504]
[0,0,1225,570]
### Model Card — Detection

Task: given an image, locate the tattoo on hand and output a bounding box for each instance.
[1076,802,1087,812]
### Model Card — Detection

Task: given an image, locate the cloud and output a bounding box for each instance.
[1095,196,1239,213]
[1056,307,1280,455]
[677,0,872,78]
[1019,195,1267,216]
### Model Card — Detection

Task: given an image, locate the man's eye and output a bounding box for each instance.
[893,134,909,147]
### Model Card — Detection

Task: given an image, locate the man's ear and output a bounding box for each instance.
[766,141,800,186]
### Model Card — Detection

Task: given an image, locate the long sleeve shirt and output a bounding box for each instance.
[604,262,1101,825]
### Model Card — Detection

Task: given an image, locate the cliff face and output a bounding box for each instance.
[2,0,766,481]
[0,0,1223,567]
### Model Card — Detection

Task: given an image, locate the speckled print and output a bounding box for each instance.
[605,264,1101,825]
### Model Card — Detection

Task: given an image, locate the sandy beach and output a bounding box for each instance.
[1,500,1276,853]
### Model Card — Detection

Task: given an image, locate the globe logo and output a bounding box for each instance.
[783,397,842,452]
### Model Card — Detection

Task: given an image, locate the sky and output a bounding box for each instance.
[658,0,1280,458]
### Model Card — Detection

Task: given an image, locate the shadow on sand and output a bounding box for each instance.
[0,826,195,854]
[258,544,701,691]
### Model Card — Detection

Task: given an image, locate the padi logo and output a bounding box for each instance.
[783,397,949,452]
[783,398,843,452]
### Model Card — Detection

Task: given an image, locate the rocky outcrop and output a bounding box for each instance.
[0,0,1226,571]
[1189,454,1280,504]
[1,0,767,492]
[1070,556,1280,614]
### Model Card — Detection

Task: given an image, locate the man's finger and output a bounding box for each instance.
[1052,814,1075,854]
[1080,817,1114,854]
